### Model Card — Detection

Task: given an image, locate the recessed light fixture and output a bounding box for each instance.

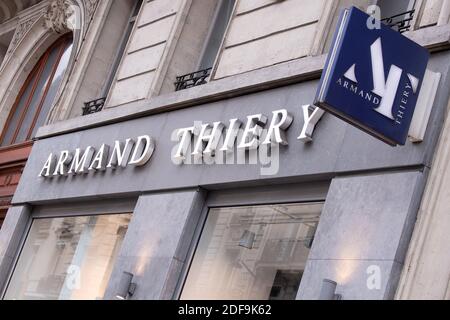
[319,279,342,300]
[116,271,137,300]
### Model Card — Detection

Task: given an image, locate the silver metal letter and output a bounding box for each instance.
[53,151,73,176]
[128,135,155,166]
[89,144,110,171]
[219,119,242,153]
[107,139,135,169]
[262,109,293,145]
[238,114,268,150]
[298,105,325,143]
[39,153,57,178]
[68,146,95,174]
[173,127,194,161]
[193,122,225,156]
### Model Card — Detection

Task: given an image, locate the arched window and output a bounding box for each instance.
[0,35,73,147]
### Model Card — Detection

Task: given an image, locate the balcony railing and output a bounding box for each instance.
[174,67,212,92]
[381,9,415,33]
[82,97,106,116]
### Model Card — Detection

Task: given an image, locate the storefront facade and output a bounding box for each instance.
[1,48,449,299]
[0,0,450,300]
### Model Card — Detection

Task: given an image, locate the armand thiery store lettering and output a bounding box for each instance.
[38,135,155,177]
[38,106,325,178]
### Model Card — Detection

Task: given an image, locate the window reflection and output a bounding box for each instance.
[181,203,323,300]
[0,35,73,147]
[4,213,131,300]
[31,42,73,138]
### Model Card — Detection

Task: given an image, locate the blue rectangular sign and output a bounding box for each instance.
[315,6,429,146]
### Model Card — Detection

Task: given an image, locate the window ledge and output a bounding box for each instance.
[35,24,450,140]
[405,23,450,52]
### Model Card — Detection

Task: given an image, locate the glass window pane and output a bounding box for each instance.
[14,45,61,143]
[181,203,323,300]
[0,36,73,147]
[198,0,236,70]
[31,42,73,138]
[4,213,131,300]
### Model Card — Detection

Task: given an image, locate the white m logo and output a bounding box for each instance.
[344,38,419,120]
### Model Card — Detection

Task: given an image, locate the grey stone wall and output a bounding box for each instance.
[0,206,31,295]
[103,189,206,300]
[297,171,426,300]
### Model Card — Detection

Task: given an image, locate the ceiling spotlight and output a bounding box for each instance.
[319,279,342,300]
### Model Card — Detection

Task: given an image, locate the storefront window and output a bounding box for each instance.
[4,213,131,300]
[181,203,323,300]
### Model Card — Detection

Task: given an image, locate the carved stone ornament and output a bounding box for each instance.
[43,0,74,34]
[84,0,99,21]
[6,16,39,56]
